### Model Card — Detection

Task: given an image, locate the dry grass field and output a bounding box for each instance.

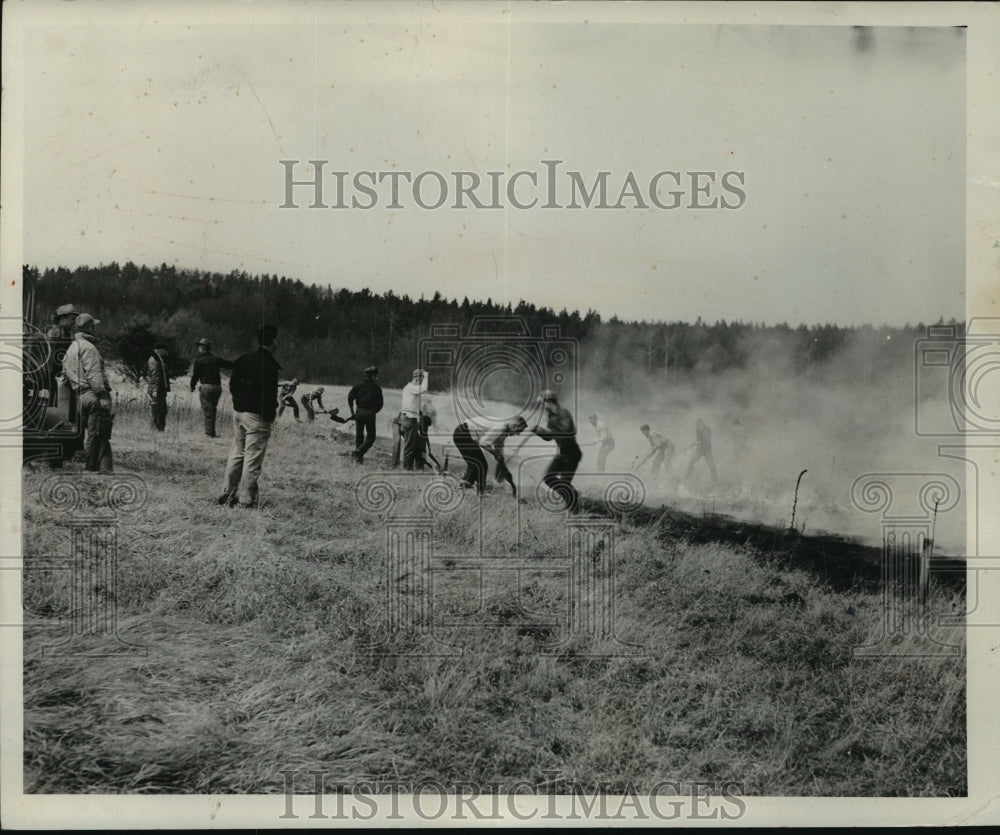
[20,383,966,796]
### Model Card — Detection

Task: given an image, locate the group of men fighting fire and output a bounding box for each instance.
[29,307,718,513]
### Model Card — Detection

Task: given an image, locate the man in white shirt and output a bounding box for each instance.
[587,413,615,473]
[639,424,678,484]
[399,368,429,470]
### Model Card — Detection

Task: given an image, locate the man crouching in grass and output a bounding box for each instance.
[218,324,280,510]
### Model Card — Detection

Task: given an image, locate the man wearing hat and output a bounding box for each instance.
[347,366,384,463]
[42,303,80,410]
[61,313,113,473]
[219,323,281,509]
[529,390,582,513]
[147,342,172,431]
[189,337,234,437]
[399,368,430,470]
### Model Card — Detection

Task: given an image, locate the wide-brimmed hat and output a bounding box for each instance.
[196,338,212,348]
[75,313,99,328]
[55,304,79,317]
[538,390,557,403]
[412,368,426,377]
[154,341,170,350]
[364,365,379,376]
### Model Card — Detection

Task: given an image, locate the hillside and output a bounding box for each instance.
[20,387,966,796]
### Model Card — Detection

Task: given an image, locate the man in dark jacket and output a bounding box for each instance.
[147,342,172,431]
[530,390,583,513]
[219,324,281,509]
[190,337,234,438]
[347,366,384,462]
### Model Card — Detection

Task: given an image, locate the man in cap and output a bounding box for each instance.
[299,387,326,422]
[219,324,281,509]
[587,413,615,473]
[47,303,79,340]
[41,303,79,410]
[61,313,113,473]
[277,377,301,422]
[147,342,172,432]
[452,415,527,496]
[529,390,582,512]
[399,368,430,470]
[347,366,384,463]
[639,424,678,484]
[189,337,234,438]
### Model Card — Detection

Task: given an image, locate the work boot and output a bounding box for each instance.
[217,490,238,507]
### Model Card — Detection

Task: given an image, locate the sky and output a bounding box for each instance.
[12,2,970,326]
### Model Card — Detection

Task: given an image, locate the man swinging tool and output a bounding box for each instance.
[452,415,528,496]
[636,424,679,485]
[529,391,582,512]
[685,418,718,484]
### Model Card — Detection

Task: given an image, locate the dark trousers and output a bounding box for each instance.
[301,395,316,421]
[391,415,402,468]
[686,447,718,482]
[151,396,168,431]
[354,408,377,457]
[79,392,113,473]
[198,383,222,436]
[453,423,488,493]
[401,415,423,470]
[543,442,582,512]
[278,395,299,420]
[400,415,423,470]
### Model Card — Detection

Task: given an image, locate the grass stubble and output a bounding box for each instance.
[20,388,966,796]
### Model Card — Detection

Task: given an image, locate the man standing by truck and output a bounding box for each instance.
[62,313,113,473]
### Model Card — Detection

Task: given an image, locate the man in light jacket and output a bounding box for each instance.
[61,313,113,473]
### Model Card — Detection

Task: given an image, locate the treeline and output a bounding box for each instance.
[24,262,956,389]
